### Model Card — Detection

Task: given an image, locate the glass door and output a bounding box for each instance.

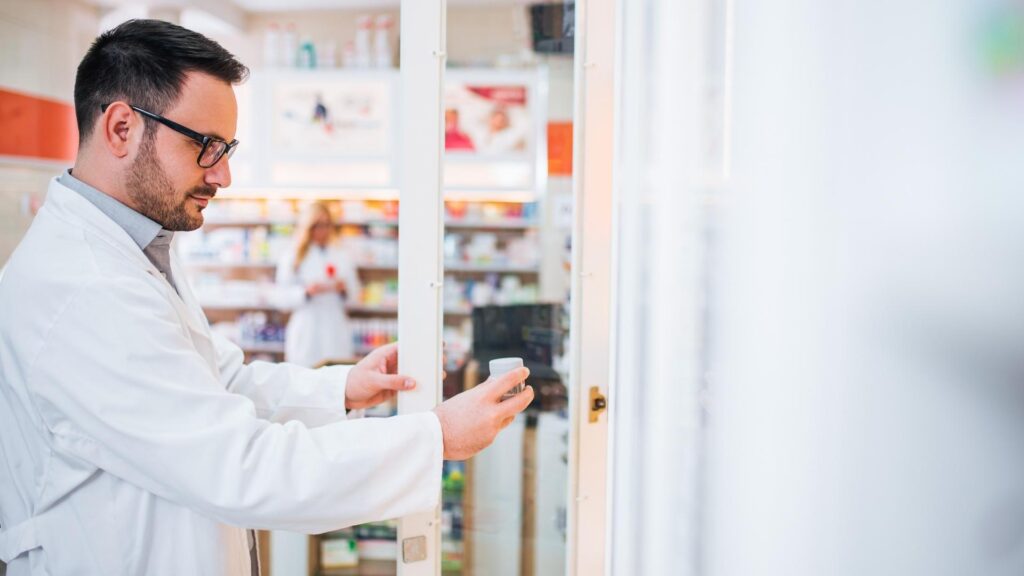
[396,1,613,575]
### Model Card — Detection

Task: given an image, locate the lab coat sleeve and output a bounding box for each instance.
[213,331,353,427]
[29,278,443,533]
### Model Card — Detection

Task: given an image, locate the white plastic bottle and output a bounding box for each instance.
[354,15,373,68]
[263,23,281,68]
[374,14,394,68]
[297,35,316,69]
[319,40,337,69]
[489,357,526,401]
[281,23,298,68]
[342,41,357,69]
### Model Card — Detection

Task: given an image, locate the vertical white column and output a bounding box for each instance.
[397,1,445,575]
[567,0,615,575]
[609,0,722,574]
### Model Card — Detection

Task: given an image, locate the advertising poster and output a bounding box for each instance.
[273,79,391,157]
[444,84,532,156]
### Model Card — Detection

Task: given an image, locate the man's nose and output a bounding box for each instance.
[204,156,232,189]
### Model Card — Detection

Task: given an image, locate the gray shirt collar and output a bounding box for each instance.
[58,169,168,250]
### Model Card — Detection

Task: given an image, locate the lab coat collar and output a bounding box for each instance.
[43,178,215,365]
[44,178,152,271]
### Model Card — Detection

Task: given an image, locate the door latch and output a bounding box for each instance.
[589,386,607,423]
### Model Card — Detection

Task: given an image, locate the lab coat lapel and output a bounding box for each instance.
[168,251,219,373]
[45,179,219,372]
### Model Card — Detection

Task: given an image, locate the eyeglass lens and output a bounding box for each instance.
[199,141,229,168]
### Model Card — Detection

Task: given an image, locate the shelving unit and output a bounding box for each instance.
[203,217,539,230]
[186,261,279,269]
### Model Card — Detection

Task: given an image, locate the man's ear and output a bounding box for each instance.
[99,102,144,160]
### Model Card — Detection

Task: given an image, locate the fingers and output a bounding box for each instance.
[486,367,530,400]
[369,341,399,362]
[373,372,416,391]
[498,384,534,417]
[362,342,399,372]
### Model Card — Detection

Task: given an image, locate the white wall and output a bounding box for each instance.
[539,56,573,303]
[0,0,98,266]
[243,5,530,69]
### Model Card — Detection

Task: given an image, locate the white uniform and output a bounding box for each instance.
[0,179,442,575]
[276,245,361,367]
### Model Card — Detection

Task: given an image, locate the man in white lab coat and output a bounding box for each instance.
[0,19,533,575]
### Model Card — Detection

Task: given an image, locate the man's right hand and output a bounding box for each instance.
[432,368,534,460]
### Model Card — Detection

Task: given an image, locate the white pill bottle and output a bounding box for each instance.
[489,357,526,401]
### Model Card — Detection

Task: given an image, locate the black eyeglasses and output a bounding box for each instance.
[101,103,239,168]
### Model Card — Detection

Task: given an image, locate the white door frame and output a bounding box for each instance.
[567,0,616,575]
[397,0,446,574]
[394,0,618,573]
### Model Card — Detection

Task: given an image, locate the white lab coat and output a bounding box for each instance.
[0,179,442,575]
[276,245,361,367]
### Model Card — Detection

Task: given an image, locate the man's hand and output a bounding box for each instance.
[432,368,534,460]
[345,343,415,410]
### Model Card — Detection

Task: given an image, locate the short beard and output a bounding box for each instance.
[125,134,214,232]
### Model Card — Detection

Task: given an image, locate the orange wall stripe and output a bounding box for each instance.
[547,121,573,177]
[0,88,78,162]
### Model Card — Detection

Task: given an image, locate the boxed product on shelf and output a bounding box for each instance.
[345,234,397,267]
[505,230,540,266]
[443,324,472,371]
[353,521,398,561]
[338,199,399,223]
[177,226,294,265]
[191,280,304,311]
[360,279,399,308]
[209,313,286,353]
[351,319,397,355]
[320,528,359,569]
[201,199,265,221]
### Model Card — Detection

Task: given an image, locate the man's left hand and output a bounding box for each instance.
[345,342,415,410]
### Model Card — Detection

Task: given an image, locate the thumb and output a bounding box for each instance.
[486,368,530,400]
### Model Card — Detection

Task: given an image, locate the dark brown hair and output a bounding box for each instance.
[74,19,249,143]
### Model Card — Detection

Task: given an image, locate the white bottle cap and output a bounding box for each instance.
[489,357,524,377]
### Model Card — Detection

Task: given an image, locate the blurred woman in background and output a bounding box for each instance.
[277,201,361,367]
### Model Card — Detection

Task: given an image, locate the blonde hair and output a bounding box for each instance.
[293,201,334,271]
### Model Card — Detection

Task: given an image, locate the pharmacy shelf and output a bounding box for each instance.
[358,263,540,274]
[202,302,473,317]
[202,218,295,228]
[200,217,538,230]
[344,304,397,315]
[200,302,290,312]
[214,186,538,203]
[185,261,277,270]
[445,219,538,230]
[316,559,396,576]
[447,263,540,273]
[240,342,285,354]
[347,304,472,317]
